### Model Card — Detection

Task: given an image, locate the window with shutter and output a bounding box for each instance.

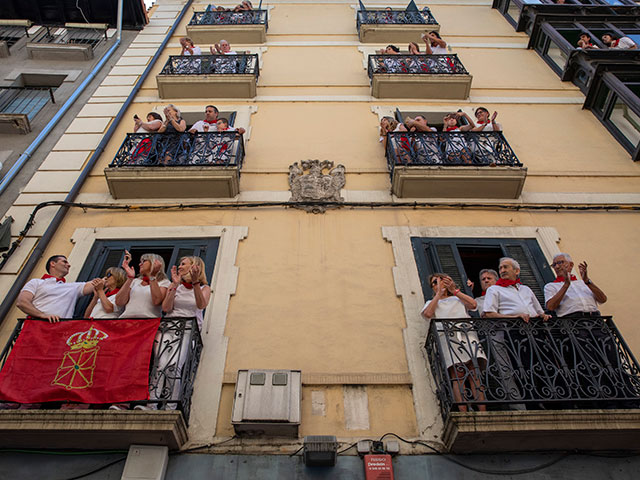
[73,238,219,317]
[412,237,553,306]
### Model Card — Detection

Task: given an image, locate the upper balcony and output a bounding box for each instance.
[356,6,439,43]
[0,86,56,134]
[531,18,640,92]
[492,0,639,35]
[385,131,526,198]
[26,23,108,61]
[0,21,31,58]
[104,132,245,199]
[156,54,259,99]
[0,318,202,450]
[426,316,640,453]
[186,8,268,44]
[368,54,472,99]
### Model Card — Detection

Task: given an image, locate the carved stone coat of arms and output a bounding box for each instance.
[288,160,346,213]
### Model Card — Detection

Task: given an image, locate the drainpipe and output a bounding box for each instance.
[0,0,125,196]
[0,0,194,324]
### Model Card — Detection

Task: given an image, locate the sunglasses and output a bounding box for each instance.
[431,280,438,286]
[105,272,113,278]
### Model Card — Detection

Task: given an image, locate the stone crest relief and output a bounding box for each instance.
[288,160,346,213]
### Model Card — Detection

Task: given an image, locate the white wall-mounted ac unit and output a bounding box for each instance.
[231,369,301,437]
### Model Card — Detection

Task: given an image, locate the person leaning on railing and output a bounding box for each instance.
[422,31,447,54]
[179,37,202,56]
[442,112,473,164]
[421,273,487,412]
[163,257,211,332]
[133,112,163,134]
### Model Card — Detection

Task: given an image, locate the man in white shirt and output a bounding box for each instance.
[602,33,637,50]
[17,255,96,323]
[189,105,219,134]
[544,253,606,317]
[474,268,498,317]
[483,257,550,410]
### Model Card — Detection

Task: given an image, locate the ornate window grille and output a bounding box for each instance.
[110,132,245,168]
[425,316,640,418]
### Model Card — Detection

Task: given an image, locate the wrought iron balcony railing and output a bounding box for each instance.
[159,54,259,77]
[0,86,56,120]
[110,132,245,169]
[31,25,107,48]
[356,8,437,30]
[368,54,468,78]
[425,316,640,418]
[385,131,522,174]
[0,318,203,424]
[188,9,268,27]
[0,25,30,48]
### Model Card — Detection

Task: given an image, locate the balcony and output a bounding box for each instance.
[0,86,56,134]
[26,23,108,61]
[0,318,202,449]
[105,132,245,199]
[157,54,259,99]
[0,21,32,57]
[426,316,640,453]
[186,8,268,44]
[385,131,526,198]
[368,54,472,99]
[356,7,439,43]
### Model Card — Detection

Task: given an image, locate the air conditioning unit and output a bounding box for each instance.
[231,369,301,437]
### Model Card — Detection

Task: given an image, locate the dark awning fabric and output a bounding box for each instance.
[0,0,148,30]
[0,216,13,253]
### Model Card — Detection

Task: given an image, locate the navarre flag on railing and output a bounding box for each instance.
[0,318,160,404]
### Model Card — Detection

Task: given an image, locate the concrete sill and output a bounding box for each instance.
[443,409,640,453]
[359,23,440,44]
[0,410,187,449]
[156,73,257,99]
[105,165,240,199]
[26,42,94,61]
[0,113,31,134]
[186,24,266,44]
[371,73,472,99]
[391,165,527,199]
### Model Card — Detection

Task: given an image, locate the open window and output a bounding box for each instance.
[411,237,554,307]
[72,238,219,317]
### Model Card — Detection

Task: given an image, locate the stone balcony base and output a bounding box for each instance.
[371,73,472,99]
[157,74,257,99]
[0,113,31,134]
[391,165,527,199]
[359,23,440,43]
[443,409,640,453]
[0,410,188,450]
[186,24,266,45]
[26,43,94,61]
[105,166,240,199]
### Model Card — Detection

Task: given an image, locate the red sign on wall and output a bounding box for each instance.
[364,454,394,480]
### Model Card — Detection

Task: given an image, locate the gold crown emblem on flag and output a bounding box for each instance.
[66,326,109,350]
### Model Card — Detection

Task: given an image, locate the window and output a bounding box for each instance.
[411,237,554,307]
[182,110,237,131]
[72,238,219,317]
[394,108,471,130]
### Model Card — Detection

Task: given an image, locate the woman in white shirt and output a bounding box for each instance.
[421,273,487,412]
[422,31,448,55]
[84,267,126,319]
[162,256,211,331]
[116,252,170,319]
[179,37,202,56]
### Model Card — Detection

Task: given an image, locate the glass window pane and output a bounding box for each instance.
[608,97,640,148]
[506,1,521,23]
[546,39,569,70]
[593,84,611,114]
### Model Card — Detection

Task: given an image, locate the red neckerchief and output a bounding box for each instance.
[204,119,217,124]
[612,39,619,47]
[554,275,577,283]
[142,276,150,284]
[105,288,120,296]
[181,281,193,290]
[42,274,65,283]
[481,290,486,296]
[477,120,487,124]
[496,278,521,288]
[445,126,458,132]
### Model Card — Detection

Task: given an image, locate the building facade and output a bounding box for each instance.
[0,0,639,478]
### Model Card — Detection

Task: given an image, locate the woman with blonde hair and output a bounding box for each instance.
[116,252,170,319]
[421,273,487,412]
[163,256,211,331]
[84,267,127,319]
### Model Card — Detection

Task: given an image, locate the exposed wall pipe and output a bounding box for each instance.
[0,0,194,324]
[0,0,125,195]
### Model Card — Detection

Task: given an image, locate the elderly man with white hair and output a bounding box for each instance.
[544,253,606,317]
